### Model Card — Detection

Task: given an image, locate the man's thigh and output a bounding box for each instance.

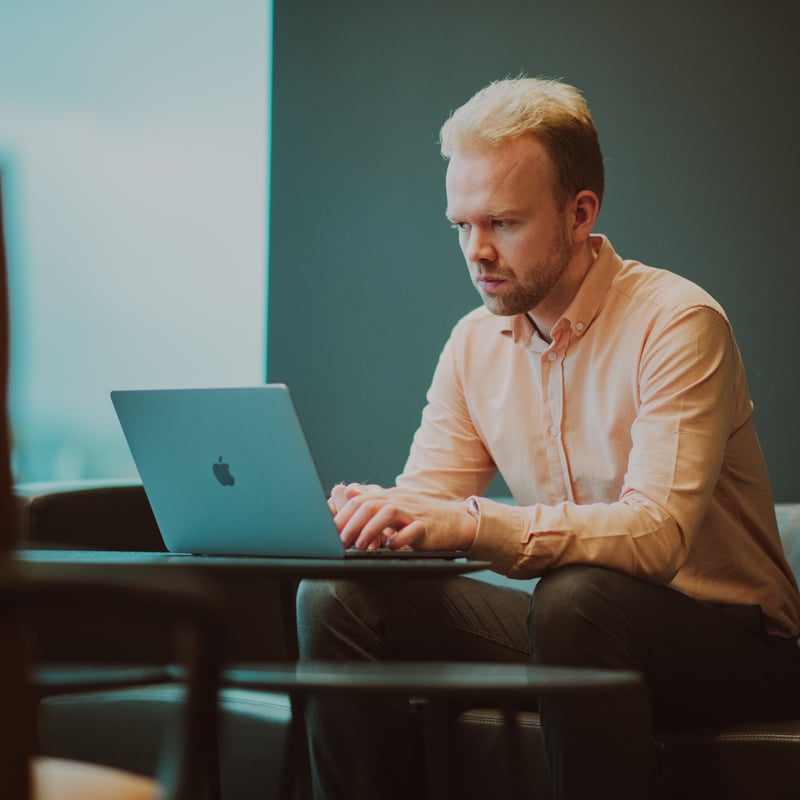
[297,574,532,663]
[530,565,800,729]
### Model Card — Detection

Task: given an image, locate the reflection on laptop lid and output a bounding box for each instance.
[111,385,465,559]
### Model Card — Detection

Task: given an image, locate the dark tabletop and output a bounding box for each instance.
[13,549,492,579]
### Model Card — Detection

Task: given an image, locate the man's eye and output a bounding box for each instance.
[450,222,469,232]
[492,219,509,230]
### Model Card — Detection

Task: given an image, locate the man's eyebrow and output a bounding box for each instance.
[444,208,521,222]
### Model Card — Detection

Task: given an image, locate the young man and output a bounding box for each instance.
[297,78,800,799]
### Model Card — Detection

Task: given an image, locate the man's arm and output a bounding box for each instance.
[395,324,500,499]
[329,306,745,577]
[469,305,743,582]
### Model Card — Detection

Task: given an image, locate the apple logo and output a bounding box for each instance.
[212,456,235,487]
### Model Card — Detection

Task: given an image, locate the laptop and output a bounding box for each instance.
[110,385,467,559]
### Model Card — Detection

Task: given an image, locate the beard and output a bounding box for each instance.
[476,222,574,317]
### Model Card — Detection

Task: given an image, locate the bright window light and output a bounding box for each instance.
[0,1,270,481]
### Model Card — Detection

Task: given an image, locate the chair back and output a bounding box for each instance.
[0,171,13,548]
[0,170,37,796]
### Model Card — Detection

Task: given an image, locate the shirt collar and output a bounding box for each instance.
[500,234,623,347]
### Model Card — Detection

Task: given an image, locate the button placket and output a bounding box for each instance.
[547,351,563,442]
[541,347,569,501]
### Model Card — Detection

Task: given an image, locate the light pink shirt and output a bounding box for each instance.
[397,235,800,638]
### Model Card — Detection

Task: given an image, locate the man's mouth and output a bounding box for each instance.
[476,276,507,292]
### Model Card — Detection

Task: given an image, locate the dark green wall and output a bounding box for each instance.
[268,0,800,500]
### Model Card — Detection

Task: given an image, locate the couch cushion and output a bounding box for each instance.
[455,708,551,799]
[659,719,800,800]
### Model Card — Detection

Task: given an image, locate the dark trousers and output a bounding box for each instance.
[295,567,800,799]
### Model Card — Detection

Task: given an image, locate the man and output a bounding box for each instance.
[296,77,800,799]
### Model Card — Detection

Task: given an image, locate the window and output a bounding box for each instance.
[0,2,270,481]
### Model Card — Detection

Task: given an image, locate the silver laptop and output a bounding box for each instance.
[110,385,466,559]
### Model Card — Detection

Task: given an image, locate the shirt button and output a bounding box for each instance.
[575,322,585,332]
[550,426,560,437]
[547,352,557,362]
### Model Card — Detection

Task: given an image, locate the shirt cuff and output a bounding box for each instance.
[467,496,528,574]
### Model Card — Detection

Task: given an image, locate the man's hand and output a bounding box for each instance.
[328,483,478,552]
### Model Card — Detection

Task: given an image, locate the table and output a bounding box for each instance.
[14,550,491,660]
[227,661,643,798]
[16,551,643,800]
[15,550,492,798]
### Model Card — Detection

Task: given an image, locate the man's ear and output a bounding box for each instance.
[570,190,600,242]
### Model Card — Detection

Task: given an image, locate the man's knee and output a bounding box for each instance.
[528,565,641,666]
[296,579,353,658]
[296,579,384,661]
[296,578,338,627]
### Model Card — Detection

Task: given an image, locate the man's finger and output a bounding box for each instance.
[328,483,350,514]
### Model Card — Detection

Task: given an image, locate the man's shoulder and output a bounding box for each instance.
[613,259,726,319]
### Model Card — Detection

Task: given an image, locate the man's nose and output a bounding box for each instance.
[464,228,496,263]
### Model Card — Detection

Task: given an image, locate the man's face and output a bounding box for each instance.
[445,136,575,317]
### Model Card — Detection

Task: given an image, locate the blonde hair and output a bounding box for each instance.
[440,77,604,206]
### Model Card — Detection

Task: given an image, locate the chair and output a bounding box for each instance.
[0,170,224,800]
[0,561,225,800]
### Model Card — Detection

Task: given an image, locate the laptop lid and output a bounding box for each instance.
[111,385,348,557]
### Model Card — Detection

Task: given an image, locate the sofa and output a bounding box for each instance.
[15,480,800,799]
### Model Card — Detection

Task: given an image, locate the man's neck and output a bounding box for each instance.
[524,313,550,343]
[527,239,597,343]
